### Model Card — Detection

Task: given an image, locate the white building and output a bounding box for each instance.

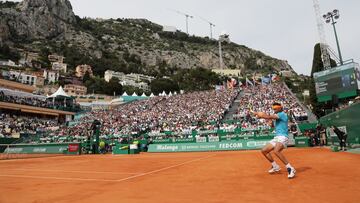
[162,25,177,33]
[0,60,21,67]
[120,80,150,91]
[104,70,125,82]
[6,70,37,86]
[125,73,155,82]
[104,70,154,91]
[51,62,67,73]
[43,70,59,84]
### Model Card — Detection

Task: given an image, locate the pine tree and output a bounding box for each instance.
[309,43,338,117]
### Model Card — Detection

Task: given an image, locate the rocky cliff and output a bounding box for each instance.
[0,0,295,76]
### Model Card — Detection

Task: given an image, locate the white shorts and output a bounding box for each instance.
[269,136,289,148]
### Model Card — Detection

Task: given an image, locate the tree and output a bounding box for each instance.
[122,85,144,95]
[309,43,338,118]
[0,1,18,8]
[150,78,179,95]
[62,45,91,71]
[82,71,91,83]
[84,76,122,96]
[171,68,221,91]
[311,43,337,76]
[39,47,51,68]
[0,44,20,62]
[105,78,122,96]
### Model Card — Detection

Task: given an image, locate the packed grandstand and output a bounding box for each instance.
[0,81,314,145]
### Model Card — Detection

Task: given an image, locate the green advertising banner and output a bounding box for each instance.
[208,136,220,142]
[4,143,80,154]
[148,140,271,152]
[174,138,195,143]
[320,103,360,147]
[152,139,172,144]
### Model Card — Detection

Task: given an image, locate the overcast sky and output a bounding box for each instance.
[16,0,360,75]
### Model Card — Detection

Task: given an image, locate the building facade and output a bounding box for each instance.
[104,70,125,82]
[43,70,59,84]
[104,70,154,91]
[75,64,93,78]
[48,54,64,63]
[51,62,67,73]
[64,84,87,96]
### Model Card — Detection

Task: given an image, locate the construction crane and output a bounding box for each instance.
[313,0,331,69]
[171,9,193,35]
[198,16,215,39]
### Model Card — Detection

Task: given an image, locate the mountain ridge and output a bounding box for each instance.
[0,0,296,77]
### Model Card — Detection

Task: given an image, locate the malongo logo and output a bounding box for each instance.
[156,145,179,151]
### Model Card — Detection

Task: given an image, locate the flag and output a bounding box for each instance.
[261,77,271,85]
[272,74,279,82]
[226,78,237,89]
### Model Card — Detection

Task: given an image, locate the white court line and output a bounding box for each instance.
[6,168,141,175]
[0,174,120,182]
[0,154,216,182]
[115,154,217,182]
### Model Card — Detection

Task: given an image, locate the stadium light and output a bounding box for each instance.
[323,9,343,65]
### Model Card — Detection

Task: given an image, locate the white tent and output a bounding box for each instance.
[141,93,147,97]
[161,91,166,96]
[122,92,128,96]
[174,91,177,95]
[150,93,155,97]
[132,92,138,97]
[48,86,69,98]
[168,92,173,97]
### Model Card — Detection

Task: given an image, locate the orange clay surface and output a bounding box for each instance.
[0,148,360,203]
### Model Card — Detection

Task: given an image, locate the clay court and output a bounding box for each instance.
[0,148,359,203]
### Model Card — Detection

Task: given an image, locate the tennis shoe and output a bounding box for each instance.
[287,167,296,179]
[268,165,281,173]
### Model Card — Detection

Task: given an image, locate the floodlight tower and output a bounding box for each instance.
[173,10,193,35]
[313,0,331,69]
[323,9,343,65]
[198,16,216,39]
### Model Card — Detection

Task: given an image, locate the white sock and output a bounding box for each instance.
[271,161,279,167]
[286,163,292,168]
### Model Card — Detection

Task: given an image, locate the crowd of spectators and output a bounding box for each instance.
[234,83,309,130]
[0,88,79,112]
[1,90,50,108]
[0,83,314,142]
[0,112,58,138]
[335,96,360,111]
[3,79,360,148]
[63,89,239,138]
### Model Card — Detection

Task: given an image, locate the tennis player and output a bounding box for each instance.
[251,102,296,179]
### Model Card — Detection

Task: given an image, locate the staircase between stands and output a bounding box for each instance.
[222,91,243,121]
